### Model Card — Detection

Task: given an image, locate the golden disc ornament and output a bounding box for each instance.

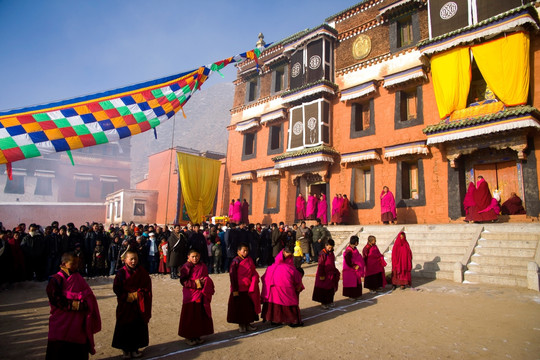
[352,34,371,60]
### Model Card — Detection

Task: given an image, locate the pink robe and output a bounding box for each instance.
[331,196,340,223]
[296,195,306,220]
[232,201,242,223]
[261,250,304,306]
[316,194,328,224]
[306,195,318,219]
[229,202,235,220]
[463,182,476,215]
[342,245,365,288]
[380,191,397,220]
[362,244,386,287]
[48,271,101,354]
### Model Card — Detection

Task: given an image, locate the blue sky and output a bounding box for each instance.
[0,0,356,111]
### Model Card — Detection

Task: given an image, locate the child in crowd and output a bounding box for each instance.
[91,239,107,277]
[178,249,215,346]
[342,235,365,301]
[227,243,261,333]
[112,250,152,359]
[362,235,387,292]
[261,246,304,327]
[73,243,86,275]
[312,239,340,309]
[158,237,169,274]
[46,252,101,360]
[212,237,222,274]
[293,238,304,276]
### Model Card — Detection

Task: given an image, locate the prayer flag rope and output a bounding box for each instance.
[0,46,268,172]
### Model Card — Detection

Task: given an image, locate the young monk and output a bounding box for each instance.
[362,235,387,292]
[391,232,413,290]
[227,243,261,333]
[342,235,365,301]
[261,245,304,327]
[112,249,152,359]
[178,249,215,345]
[312,239,340,309]
[46,252,101,360]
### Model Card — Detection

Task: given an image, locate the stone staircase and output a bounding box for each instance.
[385,225,480,281]
[464,224,540,288]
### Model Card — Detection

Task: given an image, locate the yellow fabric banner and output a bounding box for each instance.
[431,47,471,119]
[176,152,221,223]
[471,32,529,107]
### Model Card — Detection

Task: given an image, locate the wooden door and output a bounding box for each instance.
[474,163,497,194]
[474,161,519,204]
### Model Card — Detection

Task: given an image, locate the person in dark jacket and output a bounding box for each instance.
[167,225,188,279]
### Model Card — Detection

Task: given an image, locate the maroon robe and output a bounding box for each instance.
[391,232,412,286]
[312,248,340,304]
[112,264,152,352]
[227,255,260,324]
[362,243,386,291]
[501,195,526,215]
[241,201,250,224]
[464,179,498,222]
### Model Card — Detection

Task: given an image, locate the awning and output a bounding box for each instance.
[100,175,119,183]
[341,149,381,164]
[6,168,26,176]
[282,82,336,104]
[34,170,55,178]
[235,118,260,133]
[74,173,94,181]
[256,167,281,178]
[383,66,426,88]
[340,81,377,101]
[384,141,428,159]
[260,109,287,124]
[426,115,540,145]
[274,153,334,169]
[231,171,254,182]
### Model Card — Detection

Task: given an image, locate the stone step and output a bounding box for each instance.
[406,239,472,247]
[406,245,467,254]
[481,232,540,241]
[469,254,533,267]
[477,238,537,249]
[482,224,540,234]
[411,269,454,280]
[473,247,536,257]
[463,272,528,288]
[398,253,463,263]
[404,224,482,233]
[466,263,528,277]
[404,232,477,240]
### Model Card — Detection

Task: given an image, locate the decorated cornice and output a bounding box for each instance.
[325,0,384,24]
[336,46,423,76]
[272,145,339,162]
[418,5,539,56]
[281,80,338,104]
[338,19,384,42]
[230,94,283,115]
[423,105,540,145]
[379,0,426,21]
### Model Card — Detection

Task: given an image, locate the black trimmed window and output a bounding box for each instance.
[4,175,24,194]
[271,65,287,94]
[396,159,426,207]
[263,178,280,213]
[101,181,115,199]
[267,123,283,155]
[350,99,375,138]
[245,78,260,103]
[134,202,146,216]
[75,180,90,198]
[390,12,420,52]
[350,165,375,209]
[242,132,257,160]
[394,86,423,129]
[34,177,52,196]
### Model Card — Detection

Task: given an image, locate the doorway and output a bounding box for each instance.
[474,160,521,206]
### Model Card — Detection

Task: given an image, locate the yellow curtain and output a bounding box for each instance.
[431,47,471,119]
[177,152,221,223]
[471,32,529,107]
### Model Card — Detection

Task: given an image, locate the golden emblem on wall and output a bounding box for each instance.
[352,34,371,60]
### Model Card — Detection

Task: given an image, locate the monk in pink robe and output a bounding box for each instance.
[232,199,242,223]
[342,236,365,299]
[317,193,328,224]
[306,193,318,219]
[362,235,386,292]
[178,249,215,345]
[261,247,304,327]
[227,244,261,332]
[340,195,350,224]
[463,182,476,215]
[331,194,340,225]
[391,232,412,289]
[46,252,101,359]
[296,194,306,220]
[312,239,340,308]
[380,186,397,224]
[228,199,236,221]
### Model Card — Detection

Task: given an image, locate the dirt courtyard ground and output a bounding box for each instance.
[1,263,539,360]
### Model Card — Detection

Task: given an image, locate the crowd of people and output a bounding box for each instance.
[0,216,414,359]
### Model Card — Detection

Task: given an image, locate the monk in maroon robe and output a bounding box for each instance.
[178,249,214,345]
[340,195,350,224]
[112,250,152,358]
[501,192,526,215]
[391,232,412,289]
[464,176,498,222]
[227,243,260,332]
[312,239,340,309]
[241,199,250,224]
[362,235,386,292]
